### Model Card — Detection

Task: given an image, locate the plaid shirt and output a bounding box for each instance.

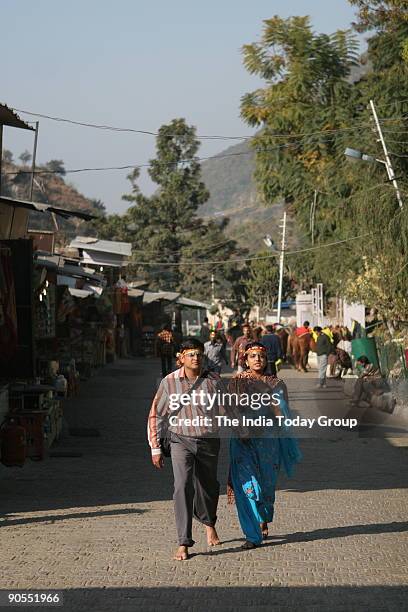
[147,367,234,455]
[155,330,174,356]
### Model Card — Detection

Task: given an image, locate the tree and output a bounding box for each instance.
[245,251,293,312]
[349,1,408,31]
[2,150,13,163]
[46,159,66,175]
[90,198,106,217]
[19,150,32,165]
[240,14,408,327]
[122,119,211,291]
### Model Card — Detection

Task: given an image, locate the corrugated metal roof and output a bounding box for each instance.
[0,196,96,221]
[177,297,211,309]
[70,236,132,256]
[34,255,105,285]
[143,291,180,304]
[0,104,34,130]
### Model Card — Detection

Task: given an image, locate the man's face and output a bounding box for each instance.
[210,332,216,342]
[181,349,203,370]
[243,326,251,338]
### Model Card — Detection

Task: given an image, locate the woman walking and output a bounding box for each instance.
[228,342,302,549]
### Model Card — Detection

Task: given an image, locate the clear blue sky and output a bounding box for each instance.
[2,0,364,213]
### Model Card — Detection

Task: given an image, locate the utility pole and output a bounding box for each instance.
[276,211,287,324]
[370,99,403,210]
[29,121,39,201]
[0,124,3,197]
[310,189,317,245]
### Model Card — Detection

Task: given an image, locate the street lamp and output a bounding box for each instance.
[344,146,403,209]
[262,214,287,324]
[344,147,386,166]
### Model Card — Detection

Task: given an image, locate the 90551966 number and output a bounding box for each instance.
[0,591,63,606]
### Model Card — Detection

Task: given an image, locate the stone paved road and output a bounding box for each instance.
[1,358,408,611]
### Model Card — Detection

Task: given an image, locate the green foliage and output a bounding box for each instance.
[46,159,66,176]
[240,12,408,327]
[245,251,280,310]
[96,118,248,303]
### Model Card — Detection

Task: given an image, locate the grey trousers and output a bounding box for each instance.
[317,354,328,386]
[170,433,220,547]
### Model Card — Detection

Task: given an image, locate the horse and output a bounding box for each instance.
[287,331,316,373]
[276,327,290,360]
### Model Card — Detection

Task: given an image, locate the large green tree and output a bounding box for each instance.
[240,14,408,330]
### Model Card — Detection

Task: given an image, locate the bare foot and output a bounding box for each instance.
[173,545,189,561]
[206,525,221,546]
[260,522,268,539]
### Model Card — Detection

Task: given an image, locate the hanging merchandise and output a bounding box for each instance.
[35,283,56,339]
[57,288,77,323]
[114,279,130,315]
[0,247,18,361]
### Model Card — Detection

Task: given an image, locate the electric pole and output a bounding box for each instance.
[276,211,287,324]
[370,99,403,210]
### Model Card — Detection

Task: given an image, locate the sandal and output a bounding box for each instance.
[260,522,268,540]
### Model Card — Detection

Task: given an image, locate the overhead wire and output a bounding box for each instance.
[129,233,371,267]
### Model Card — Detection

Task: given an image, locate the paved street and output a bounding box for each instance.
[1,358,408,611]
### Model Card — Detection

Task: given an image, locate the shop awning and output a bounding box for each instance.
[68,288,94,298]
[128,288,145,298]
[177,297,211,310]
[142,291,180,304]
[0,104,34,130]
[0,196,97,221]
[35,255,106,286]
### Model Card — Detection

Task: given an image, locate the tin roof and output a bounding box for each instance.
[0,196,96,221]
[177,297,211,309]
[143,291,180,304]
[70,236,132,257]
[0,104,34,130]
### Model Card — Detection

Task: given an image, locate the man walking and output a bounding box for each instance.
[231,323,252,372]
[204,331,228,374]
[147,338,222,561]
[314,326,333,388]
[260,325,283,376]
[155,323,175,378]
[199,317,211,344]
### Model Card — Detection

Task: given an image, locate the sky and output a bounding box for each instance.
[1,0,364,213]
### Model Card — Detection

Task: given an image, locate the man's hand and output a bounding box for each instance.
[152,454,164,469]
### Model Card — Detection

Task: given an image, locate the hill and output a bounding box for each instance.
[199,140,287,251]
[2,154,104,242]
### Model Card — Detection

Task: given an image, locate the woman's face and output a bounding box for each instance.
[246,350,267,373]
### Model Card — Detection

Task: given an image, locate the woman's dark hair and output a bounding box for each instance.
[180,338,205,352]
[161,322,171,332]
[240,341,267,371]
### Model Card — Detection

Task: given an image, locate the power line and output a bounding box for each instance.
[11,107,252,141]
[130,233,370,267]
[4,125,393,177]
[12,105,397,141]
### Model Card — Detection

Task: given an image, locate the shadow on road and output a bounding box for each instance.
[42,585,408,612]
[2,359,408,516]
